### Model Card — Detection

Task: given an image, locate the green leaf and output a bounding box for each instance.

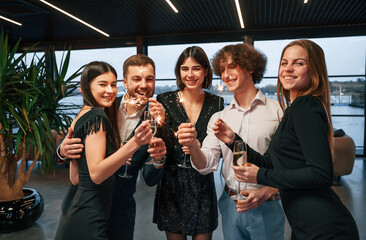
[31,121,43,155]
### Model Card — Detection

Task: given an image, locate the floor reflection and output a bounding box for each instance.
[0,159,364,240]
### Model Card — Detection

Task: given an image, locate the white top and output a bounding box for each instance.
[117,95,147,142]
[192,90,283,190]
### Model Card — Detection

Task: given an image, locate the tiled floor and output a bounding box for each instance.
[0,159,365,240]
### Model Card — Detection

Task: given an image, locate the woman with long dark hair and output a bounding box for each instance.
[154,47,224,240]
[56,61,153,239]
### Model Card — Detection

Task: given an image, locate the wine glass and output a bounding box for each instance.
[144,111,158,165]
[231,140,247,203]
[118,130,133,178]
[177,120,195,169]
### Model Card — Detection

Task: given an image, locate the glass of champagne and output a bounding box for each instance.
[118,129,133,178]
[177,120,195,169]
[231,140,247,203]
[144,111,158,165]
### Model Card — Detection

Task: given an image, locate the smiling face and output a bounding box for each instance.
[122,63,155,107]
[90,71,117,109]
[180,57,207,90]
[279,45,311,101]
[219,54,253,95]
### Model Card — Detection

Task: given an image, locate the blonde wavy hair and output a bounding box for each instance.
[276,39,334,158]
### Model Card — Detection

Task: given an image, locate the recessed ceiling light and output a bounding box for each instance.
[235,0,245,29]
[165,0,179,13]
[0,15,22,26]
[39,0,109,37]
[304,0,309,3]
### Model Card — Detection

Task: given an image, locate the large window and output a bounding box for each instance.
[255,36,366,154]
[56,46,136,82]
[57,47,136,114]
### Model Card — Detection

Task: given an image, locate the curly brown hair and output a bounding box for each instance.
[212,43,267,84]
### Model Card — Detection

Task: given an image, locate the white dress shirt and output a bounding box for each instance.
[192,90,283,191]
[117,95,147,142]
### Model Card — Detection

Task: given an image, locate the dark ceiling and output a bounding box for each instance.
[0,0,365,50]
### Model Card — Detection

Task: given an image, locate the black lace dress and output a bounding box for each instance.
[153,90,223,235]
[58,108,117,240]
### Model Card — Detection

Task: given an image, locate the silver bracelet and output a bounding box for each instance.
[56,145,68,161]
[152,156,166,167]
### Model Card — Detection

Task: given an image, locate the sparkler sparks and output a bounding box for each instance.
[217,82,224,119]
[171,128,178,138]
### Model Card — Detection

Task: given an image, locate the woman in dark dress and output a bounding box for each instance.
[154,46,223,240]
[217,40,359,239]
[55,61,153,240]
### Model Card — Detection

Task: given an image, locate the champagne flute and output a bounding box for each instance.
[144,111,158,165]
[177,120,195,169]
[231,140,247,203]
[118,129,133,178]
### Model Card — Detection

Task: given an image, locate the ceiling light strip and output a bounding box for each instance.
[166,0,179,13]
[39,0,109,37]
[235,0,245,28]
[0,15,22,26]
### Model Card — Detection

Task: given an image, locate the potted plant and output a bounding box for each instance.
[0,30,82,232]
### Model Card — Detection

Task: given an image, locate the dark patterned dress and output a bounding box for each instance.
[57,108,117,240]
[153,90,223,235]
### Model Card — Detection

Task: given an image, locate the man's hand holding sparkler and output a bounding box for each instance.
[148,98,165,126]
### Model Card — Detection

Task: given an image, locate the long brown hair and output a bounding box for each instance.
[277,40,333,157]
[80,61,121,146]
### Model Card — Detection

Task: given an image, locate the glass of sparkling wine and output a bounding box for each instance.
[177,120,195,169]
[119,130,133,178]
[231,140,247,203]
[144,111,157,165]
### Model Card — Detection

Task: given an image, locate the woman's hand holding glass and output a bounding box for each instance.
[232,163,259,184]
[132,120,153,146]
[148,98,166,124]
[177,122,197,147]
[177,122,196,168]
[231,140,248,202]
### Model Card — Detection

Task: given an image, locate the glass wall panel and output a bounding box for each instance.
[332,116,364,154]
[255,36,366,77]
[57,47,136,115]
[329,76,365,113]
[55,47,136,83]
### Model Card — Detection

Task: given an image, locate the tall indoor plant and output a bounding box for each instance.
[0,30,82,202]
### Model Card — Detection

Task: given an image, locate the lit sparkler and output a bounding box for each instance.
[171,128,178,138]
[155,115,165,127]
[217,82,224,119]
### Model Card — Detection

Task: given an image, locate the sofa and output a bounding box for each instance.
[333,133,356,185]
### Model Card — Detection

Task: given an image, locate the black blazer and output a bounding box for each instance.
[114,95,164,196]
